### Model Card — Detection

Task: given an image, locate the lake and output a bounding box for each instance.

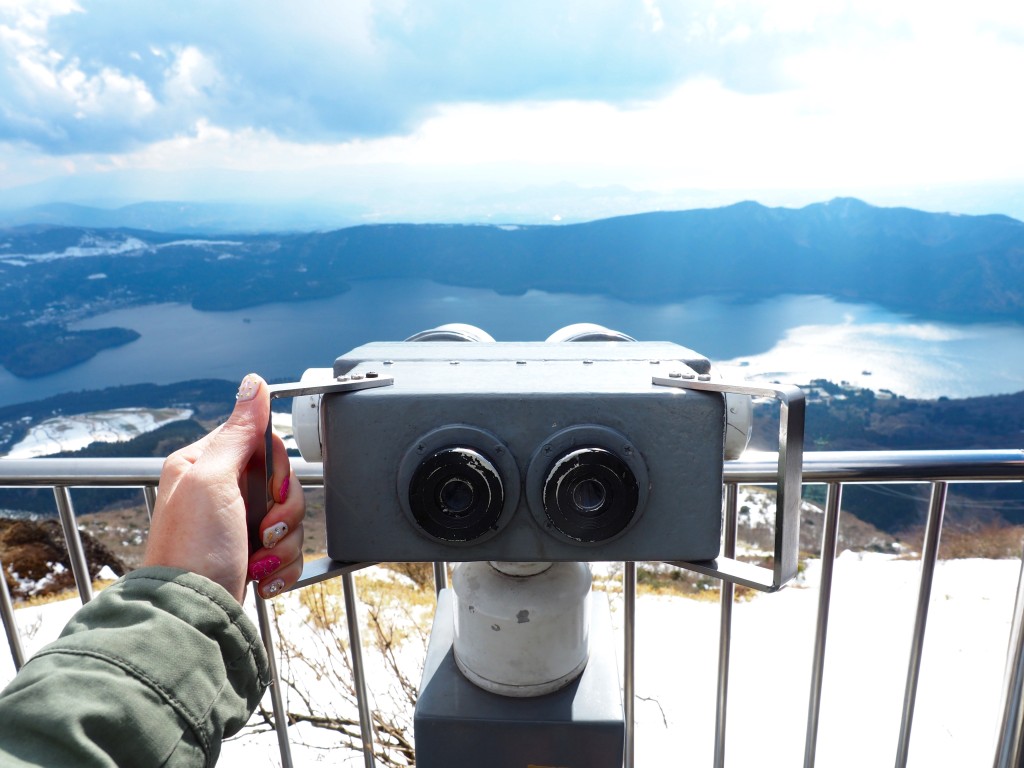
[1,278,1023,406]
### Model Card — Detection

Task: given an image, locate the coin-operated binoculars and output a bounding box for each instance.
[255,323,805,768]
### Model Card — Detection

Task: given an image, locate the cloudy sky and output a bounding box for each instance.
[1,0,1023,223]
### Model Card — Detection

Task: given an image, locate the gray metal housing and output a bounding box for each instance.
[322,341,727,563]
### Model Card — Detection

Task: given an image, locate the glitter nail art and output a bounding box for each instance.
[236,374,260,401]
[262,522,288,549]
[277,475,290,504]
[262,578,286,597]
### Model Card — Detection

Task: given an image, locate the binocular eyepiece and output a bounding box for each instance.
[408,446,505,542]
[541,446,639,543]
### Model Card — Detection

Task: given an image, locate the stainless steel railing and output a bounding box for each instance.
[0,449,1023,767]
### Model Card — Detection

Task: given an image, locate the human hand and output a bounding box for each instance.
[143,374,306,602]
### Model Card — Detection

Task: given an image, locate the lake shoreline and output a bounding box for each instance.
[0,280,1022,405]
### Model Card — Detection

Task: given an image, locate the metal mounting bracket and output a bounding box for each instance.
[291,557,377,589]
[652,374,806,592]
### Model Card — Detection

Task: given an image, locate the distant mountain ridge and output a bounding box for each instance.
[1,198,1022,377]
[297,197,1024,319]
[0,201,358,235]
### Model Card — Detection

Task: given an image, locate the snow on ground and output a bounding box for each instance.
[154,239,244,251]
[5,562,69,598]
[626,553,1019,767]
[0,235,244,266]
[0,235,150,265]
[221,555,1024,767]
[0,555,1018,767]
[5,408,193,458]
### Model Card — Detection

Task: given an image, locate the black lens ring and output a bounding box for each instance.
[409,447,504,542]
[398,425,520,547]
[526,424,649,546]
[543,447,639,542]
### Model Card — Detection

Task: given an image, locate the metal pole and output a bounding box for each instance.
[0,557,25,670]
[714,484,739,768]
[2,448,1022,487]
[993,542,1024,767]
[255,593,293,768]
[343,571,377,768]
[804,482,843,768]
[52,486,94,604]
[433,562,448,596]
[895,480,947,767]
[143,485,158,521]
[624,561,636,768]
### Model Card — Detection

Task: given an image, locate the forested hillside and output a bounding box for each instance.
[753,382,1024,532]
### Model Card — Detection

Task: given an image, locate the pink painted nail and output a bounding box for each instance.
[236,374,260,402]
[277,475,290,504]
[262,522,288,549]
[248,555,281,582]
[261,578,286,598]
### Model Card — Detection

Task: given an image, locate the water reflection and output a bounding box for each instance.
[0,279,1021,406]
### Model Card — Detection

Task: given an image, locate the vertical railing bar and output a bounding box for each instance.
[624,561,636,768]
[52,486,94,604]
[991,540,1024,767]
[143,485,157,522]
[343,570,377,768]
[803,481,844,768]
[0,557,25,671]
[714,483,739,768]
[432,562,448,596]
[254,593,294,768]
[894,480,948,767]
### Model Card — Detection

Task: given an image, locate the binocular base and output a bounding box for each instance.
[415,589,624,768]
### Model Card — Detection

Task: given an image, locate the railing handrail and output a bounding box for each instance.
[1,448,1022,487]
[732,449,1024,483]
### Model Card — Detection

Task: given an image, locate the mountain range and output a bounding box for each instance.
[1,197,1022,377]
[0,201,358,235]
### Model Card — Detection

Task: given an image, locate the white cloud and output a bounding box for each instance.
[163,45,220,102]
[0,0,80,33]
[0,1,156,148]
[0,0,1022,217]
[641,0,665,34]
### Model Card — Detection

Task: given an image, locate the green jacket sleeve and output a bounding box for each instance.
[0,567,270,767]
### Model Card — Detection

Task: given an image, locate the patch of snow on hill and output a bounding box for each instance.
[5,408,193,458]
[0,235,150,264]
[6,562,67,597]
[738,487,776,529]
[0,236,244,266]
[155,239,243,250]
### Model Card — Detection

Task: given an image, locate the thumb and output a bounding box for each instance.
[200,373,270,477]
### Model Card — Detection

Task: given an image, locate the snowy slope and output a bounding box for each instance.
[5,407,193,458]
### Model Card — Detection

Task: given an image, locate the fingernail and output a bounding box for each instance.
[262,522,288,549]
[261,578,286,598]
[236,374,260,402]
[249,555,281,582]
[277,475,290,504]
